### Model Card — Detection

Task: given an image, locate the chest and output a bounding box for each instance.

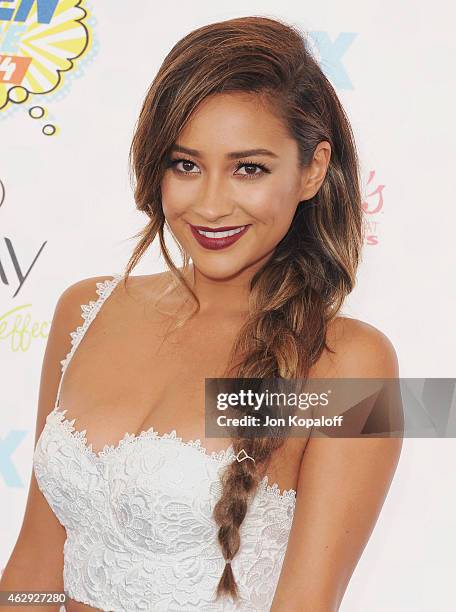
[58,298,245,451]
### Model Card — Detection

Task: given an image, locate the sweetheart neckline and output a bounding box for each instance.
[48,405,297,504]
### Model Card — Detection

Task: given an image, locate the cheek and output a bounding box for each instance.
[244,178,299,226]
[161,174,194,217]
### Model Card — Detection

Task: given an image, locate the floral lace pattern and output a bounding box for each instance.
[33,274,297,611]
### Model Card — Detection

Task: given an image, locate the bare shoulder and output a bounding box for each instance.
[58,270,173,310]
[117,270,176,302]
[311,315,399,378]
[57,273,123,308]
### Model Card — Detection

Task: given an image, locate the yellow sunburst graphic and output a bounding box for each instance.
[0,0,91,111]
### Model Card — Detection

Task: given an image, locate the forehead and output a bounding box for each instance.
[176,92,292,151]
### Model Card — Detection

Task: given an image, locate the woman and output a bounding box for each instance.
[1,15,402,612]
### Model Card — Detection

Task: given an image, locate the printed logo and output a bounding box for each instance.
[363,170,385,246]
[0,177,48,295]
[308,31,357,89]
[0,0,94,113]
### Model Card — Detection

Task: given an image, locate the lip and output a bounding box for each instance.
[192,225,247,232]
[189,223,251,251]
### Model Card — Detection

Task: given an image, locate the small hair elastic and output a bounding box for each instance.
[234,448,255,463]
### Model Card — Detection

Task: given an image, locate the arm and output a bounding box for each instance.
[0,276,113,610]
[270,319,403,612]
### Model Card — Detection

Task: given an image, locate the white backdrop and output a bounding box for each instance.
[1,1,455,610]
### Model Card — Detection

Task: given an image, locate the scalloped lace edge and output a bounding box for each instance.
[59,273,124,374]
[47,406,297,504]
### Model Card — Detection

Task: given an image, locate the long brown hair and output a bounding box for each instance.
[124,15,363,602]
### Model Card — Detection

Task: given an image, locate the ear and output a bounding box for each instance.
[298,141,331,201]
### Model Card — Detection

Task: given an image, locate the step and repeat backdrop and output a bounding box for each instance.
[1,1,455,610]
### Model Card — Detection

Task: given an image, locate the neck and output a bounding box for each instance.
[181,257,268,317]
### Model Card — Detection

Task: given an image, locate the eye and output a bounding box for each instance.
[234,161,271,179]
[169,158,200,175]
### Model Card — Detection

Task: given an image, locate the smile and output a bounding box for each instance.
[189,224,251,250]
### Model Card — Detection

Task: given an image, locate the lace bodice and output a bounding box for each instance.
[33,274,297,611]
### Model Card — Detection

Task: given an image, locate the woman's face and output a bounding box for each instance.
[161,92,326,281]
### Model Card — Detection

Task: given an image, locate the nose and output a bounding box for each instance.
[192,171,235,221]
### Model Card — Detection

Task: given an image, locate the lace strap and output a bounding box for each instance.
[54,273,124,408]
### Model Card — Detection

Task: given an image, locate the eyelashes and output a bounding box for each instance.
[166,157,271,180]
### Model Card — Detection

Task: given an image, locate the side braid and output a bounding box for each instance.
[212,246,334,600]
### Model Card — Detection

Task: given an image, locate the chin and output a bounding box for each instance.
[191,258,247,281]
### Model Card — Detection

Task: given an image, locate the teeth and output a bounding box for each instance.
[196,226,246,238]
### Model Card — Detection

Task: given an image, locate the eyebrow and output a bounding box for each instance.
[170,144,279,159]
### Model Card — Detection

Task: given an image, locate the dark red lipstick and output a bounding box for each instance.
[189,224,251,250]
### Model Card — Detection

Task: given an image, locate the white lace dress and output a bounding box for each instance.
[33,274,297,611]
